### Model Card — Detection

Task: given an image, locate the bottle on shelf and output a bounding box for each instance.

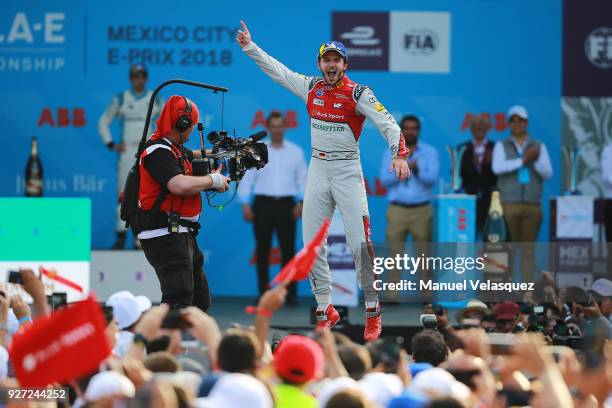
[25,136,43,197]
[483,190,509,243]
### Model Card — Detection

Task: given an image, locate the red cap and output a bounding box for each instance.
[151,95,199,140]
[273,335,323,384]
[495,301,519,320]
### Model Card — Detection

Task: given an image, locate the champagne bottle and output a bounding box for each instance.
[483,191,508,243]
[25,136,43,197]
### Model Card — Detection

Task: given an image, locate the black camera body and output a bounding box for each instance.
[192,130,268,182]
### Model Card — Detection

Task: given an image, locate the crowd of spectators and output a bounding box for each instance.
[0,269,609,407]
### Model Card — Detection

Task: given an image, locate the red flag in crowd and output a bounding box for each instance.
[40,266,84,293]
[269,218,331,286]
[9,294,111,387]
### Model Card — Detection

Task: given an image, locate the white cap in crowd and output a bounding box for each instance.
[358,372,403,407]
[590,278,612,298]
[507,105,529,120]
[106,291,152,330]
[317,377,360,408]
[84,371,136,401]
[410,367,471,403]
[193,373,273,408]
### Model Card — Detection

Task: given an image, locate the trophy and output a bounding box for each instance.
[445,144,466,193]
[561,146,580,195]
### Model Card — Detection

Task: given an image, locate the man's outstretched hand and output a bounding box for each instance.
[236,20,252,48]
[390,156,410,181]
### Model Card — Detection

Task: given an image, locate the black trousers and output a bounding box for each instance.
[141,232,211,311]
[253,195,297,300]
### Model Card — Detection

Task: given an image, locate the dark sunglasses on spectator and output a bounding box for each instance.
[508,117,525,124]
[130,73,147,79]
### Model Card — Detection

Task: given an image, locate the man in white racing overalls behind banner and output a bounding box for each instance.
[237,21,410,341]
[98,64,164,249]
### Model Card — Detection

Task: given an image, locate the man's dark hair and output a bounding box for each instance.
[337,344,371,380]
[144,351,180,373]
[217,328,260,373]
[325,388,368,408]
[425,398,464,408]
[411,329,448,366]
[266,111,284,126]
[400,114,420,130]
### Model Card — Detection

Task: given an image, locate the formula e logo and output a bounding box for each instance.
[404,29,438,55]
[333,102,343,108]
[313,98,324,106]
[316,89,325,97]
[585,27,612,69]
[340,26,380,46]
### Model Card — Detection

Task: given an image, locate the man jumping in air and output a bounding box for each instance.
[237,20,409,341]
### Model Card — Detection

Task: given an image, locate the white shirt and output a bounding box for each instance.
[601,144,612,198]
[492,136,553,179]
[238,139,307,203]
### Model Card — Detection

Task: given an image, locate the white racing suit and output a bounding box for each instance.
[98,90,164,232]
[243,42,407,305]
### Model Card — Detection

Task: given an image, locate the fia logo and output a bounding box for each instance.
[404,29,438,55]
[316,89,325,97]
[333,102,342,109]
[585,27,612,69]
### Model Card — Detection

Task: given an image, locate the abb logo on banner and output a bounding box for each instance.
[38,108,86,127]
[461,112,507,132]
[250,110,298,129]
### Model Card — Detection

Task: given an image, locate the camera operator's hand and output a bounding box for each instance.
[242,204,254,222]
[236,20,252,48]
[209,168,230,192]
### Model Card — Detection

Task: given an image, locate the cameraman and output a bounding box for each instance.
[138,95,229,312]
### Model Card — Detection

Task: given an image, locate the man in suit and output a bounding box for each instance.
[460,115,497,238]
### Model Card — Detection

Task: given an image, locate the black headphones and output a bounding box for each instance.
[175,96,192,133]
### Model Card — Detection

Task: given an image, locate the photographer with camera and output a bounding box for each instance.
[137,95,230,312]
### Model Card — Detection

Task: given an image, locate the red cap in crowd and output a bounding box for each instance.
[495,301,519,320]
[273,334,323,384]
[152,95,199,140]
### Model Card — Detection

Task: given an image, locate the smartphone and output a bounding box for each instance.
[488,332,515,355]
[420,314,438,330]
[7,270,23,284]
[533,305,544,314]
[161,307,192,330]
[47,292,67,311]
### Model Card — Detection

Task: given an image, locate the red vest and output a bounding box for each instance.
[139,140,202,218]
[306,76,366,141]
